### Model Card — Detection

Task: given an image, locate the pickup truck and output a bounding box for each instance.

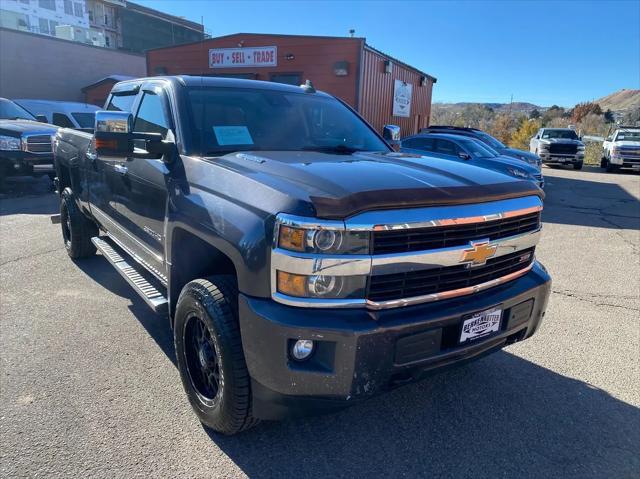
[53,76,551,435]
[530,128,585,169]
[1,98,57,186]
[600,126,640,172]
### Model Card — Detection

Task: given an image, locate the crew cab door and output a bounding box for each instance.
[113,87,171,280]
[88,91,138,234]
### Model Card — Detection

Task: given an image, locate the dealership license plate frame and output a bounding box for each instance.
[459,305,503,344]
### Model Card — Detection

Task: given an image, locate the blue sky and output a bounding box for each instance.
[136,0,640,107]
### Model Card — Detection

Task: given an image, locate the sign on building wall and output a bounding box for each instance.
[392,80,413,117]
[209,46,278,68]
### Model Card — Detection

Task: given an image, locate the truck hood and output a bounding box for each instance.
[212,150,543,219]
[539,138,584,146]
[613,141,640,148]
[0,119,57,137]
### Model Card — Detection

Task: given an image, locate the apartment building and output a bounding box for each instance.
[0,0,204,51]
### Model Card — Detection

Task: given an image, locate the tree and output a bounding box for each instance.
[604,109,615,123]
[542,105,566,125]
[510,119,541,150]
[529,109,541,120]
[623,107,640,125]
[571,102,603,123]
[489,113,516,144]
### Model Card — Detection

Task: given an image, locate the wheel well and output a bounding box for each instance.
[57,163,72,193]
[169,228,237,320]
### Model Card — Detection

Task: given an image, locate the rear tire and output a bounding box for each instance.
[174,275,259,435]
[606,162,620,173]
[60,187,97,259]
[573,161,583,170]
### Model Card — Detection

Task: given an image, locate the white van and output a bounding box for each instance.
[14,99,99,130]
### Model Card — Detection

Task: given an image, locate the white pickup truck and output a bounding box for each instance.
[601,126,640,172]
[530,128,585,170]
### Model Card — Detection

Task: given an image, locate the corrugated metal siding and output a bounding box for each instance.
[359,47,434,136]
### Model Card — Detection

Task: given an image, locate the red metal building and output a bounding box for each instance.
[146,33,436,135]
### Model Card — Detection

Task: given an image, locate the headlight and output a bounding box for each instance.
[277,224,369,254]
[577,145,585,151]
[277,271,367,299]
[507,167,530,179]
[0,135,21,151]
[539,144,550,150]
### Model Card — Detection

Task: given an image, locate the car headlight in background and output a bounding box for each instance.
[0,135,21,151]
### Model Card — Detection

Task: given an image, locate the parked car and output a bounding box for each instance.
[601,126,640,172]
[420,125,542,170]
[15,99,99,130]
[401,133,544,188]
[0,97,56,185]
[530,128,585,169]
[53,76,551,435]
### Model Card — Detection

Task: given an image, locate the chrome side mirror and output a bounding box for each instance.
[95,111,132,134]
[382,124,401,145]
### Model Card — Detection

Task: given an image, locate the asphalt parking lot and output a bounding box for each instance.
[1,166,639,478]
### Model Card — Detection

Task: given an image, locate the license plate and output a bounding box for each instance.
[459,306,502,343]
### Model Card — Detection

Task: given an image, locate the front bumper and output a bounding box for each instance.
[239,261,551,420]
[0,150,54,176]
[539,152,584,165]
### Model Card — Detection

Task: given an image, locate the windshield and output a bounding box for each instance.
[476,131,505,149]
[184,87,389,155]
[460,139,500,158]
[71,112,96,128]
[615,130,640,141]
[0,98,36,121]
[542,129,578,140]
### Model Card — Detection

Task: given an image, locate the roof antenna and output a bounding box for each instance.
[349,29,355,37]
[300,79,316,93]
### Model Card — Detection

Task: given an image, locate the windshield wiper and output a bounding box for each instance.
[301,145,365,154]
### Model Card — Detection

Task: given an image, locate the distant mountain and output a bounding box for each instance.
[433,101,545,114]
[594,89,640,112]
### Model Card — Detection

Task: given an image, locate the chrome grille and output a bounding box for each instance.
[372,211,540,255]
[368,248,535,303]
[24,135,53,154]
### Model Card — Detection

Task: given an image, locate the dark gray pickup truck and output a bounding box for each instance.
[53,76,551,435]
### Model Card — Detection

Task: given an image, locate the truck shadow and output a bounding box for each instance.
[73,254,639,477]
[74,255,177,365]
[542,171,639,230]
[207,351,640,478]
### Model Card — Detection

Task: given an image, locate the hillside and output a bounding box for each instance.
[433,101,544,115]
[594,89,640,112]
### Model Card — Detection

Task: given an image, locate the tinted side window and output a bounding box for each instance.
[52,113,74,128]
[435,139,462,155]
[107,94,136,112]
[403,137,435,151]
[133,92,169,137]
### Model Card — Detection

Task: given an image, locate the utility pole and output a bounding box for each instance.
[508,94,513,115]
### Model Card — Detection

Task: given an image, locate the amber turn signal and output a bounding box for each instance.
[277,271,308,297]
[278,225,306,252]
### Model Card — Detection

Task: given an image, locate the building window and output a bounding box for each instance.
[20,0,30,5]
[105,35,110,47]
[73,2,83,17]
[63,0,72,15]
[38,17,49,34]
[38,0,56,11]
[270,73,302,86]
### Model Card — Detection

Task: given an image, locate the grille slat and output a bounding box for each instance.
[368,248,534,302]
[372,212,540,254]
[25,135,53,154]
[549,143,577,155]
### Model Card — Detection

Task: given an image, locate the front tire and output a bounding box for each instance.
[573,161,583,170]
[174,276,258,435]
[60,187,97,259]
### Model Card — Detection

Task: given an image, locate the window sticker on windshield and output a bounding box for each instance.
[213,126,253,146]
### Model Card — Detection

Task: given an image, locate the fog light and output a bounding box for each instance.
[291,339,314,360]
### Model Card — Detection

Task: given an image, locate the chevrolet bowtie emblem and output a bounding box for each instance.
[460,241,497,267]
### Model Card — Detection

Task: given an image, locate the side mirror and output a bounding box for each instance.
[94,111,133,157]
[458,152,471,160]
[35,114,48,123]
[382,124,401,145]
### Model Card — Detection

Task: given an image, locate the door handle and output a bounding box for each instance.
[114,164,128,175]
